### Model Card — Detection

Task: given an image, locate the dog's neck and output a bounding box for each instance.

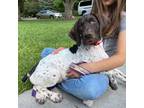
[69,44,97,54]
[69,44,78,54]
[69,40,102,54]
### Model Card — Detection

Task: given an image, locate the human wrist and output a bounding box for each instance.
[78,63,95,73]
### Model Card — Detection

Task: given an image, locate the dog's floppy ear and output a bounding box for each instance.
[69,44,78,54]
[69,19,81,46]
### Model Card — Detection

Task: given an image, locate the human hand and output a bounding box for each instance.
[66,69,81,78]
[52,47,65,54]
[66,62,91,78]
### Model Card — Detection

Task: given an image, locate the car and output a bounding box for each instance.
[78,0,93,16]
[36,9,63,19]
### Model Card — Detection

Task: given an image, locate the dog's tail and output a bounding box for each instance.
[22,62,39,83]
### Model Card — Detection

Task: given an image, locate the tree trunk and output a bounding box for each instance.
[63,0,75,20]
[18,0,25,19]
[18,7,21,21]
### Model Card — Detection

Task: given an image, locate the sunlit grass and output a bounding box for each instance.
[18,19,77,94]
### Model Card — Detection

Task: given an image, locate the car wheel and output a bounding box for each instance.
[82,11,86,16]
[36,16,40,19]
[49,15,54,19]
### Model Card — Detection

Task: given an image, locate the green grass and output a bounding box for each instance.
[18,19,77,94]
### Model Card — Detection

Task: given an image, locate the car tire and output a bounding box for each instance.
[36,16,40,19]
[49,15,54,19]
[82,11,86,16]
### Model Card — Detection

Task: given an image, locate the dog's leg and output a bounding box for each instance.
[104,70,118,90]
[105,69,126,90]
[33,86,48,104]
[107,74,118,90]
[34,86,63,104]
[46,90,63,103]
[113,69,126,83]
[83,100,94,107]
[35,91,47,104]
[108,69,126,82]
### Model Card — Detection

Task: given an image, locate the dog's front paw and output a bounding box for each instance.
[35,91,47,105]
[36,98,46,105]
[108,75,118,90]
[49,92,63,103]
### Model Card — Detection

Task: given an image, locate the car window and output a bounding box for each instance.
[46,10,50,13]
[40,10,47,14]
[47,10,54,14]
[50,10,57,13]
[80,1,92,6]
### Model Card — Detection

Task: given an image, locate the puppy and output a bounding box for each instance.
[23,15,126,106]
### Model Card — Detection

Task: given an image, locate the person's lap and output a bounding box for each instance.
[40,48,109,100]
[58,74,109,100]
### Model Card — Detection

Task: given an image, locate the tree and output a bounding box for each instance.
[18,0,25,19]
[53,0,64,12]
[53,0,78,19]
[63,0,76,19]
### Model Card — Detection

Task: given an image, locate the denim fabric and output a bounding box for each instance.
[40,48,55,58]
[58,74,109,100]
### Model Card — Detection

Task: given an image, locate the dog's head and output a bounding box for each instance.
[69,15,101,46]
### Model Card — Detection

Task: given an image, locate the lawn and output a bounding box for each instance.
[18,19,77,94]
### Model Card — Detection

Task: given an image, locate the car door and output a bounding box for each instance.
[39,10,47,18]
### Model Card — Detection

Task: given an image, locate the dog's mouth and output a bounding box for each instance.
[83,39,101,46]
[81,33,101,46]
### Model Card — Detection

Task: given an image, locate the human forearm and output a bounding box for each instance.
[79,54,125,73]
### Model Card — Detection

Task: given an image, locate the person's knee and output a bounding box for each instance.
[40,48,55,58]
[59,74,109,100]
[84,87,100,100]
[82,75,109,100]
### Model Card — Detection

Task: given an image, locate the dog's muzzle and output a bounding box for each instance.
[83,39,102,46]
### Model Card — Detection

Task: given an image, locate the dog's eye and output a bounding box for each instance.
[90,21,95,24]
[53,75,56,77]
[85,34,92,39]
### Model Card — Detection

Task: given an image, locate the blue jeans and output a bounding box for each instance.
[41,48,109,100]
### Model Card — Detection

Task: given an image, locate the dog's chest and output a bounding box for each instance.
[39,49,75,69]
[76,45,109,63]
